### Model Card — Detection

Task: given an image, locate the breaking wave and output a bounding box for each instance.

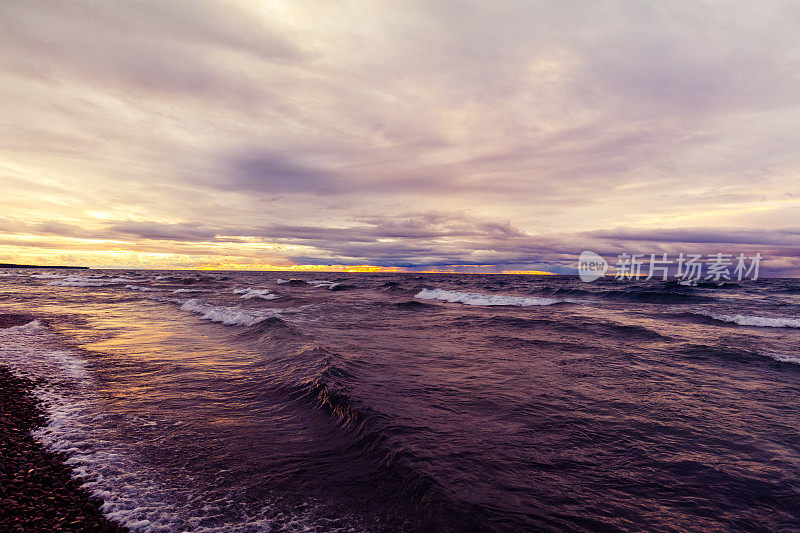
[308,280,353,291]
[48,275,143,287]
[764,352,800,364]
[276,279,307,286]
[692,311,800,328]
[125,285,163,292]
[179,299,274,326]
[234,288,279,300]
[30,273,68,279]
[172,288,211,294]
[415,288,569,306]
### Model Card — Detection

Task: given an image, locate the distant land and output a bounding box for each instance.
[0,264,89,269]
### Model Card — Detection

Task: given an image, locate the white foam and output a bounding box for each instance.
[50,278,108,287]
[30,273,67,279]
[125,285,163,292]
[308,280,342,290]
[48,275,143,287]
[0,320,46,340]
[765,352,800,364]
[415,288,565,306]
[173,288,211,293]
[0,320,87,381]
[695,311,800,328]
[234,288,279,300]
[145,294,182,303]
[0,314,320,531]
[0,340,182,532]
[275,278,292,284]
[180,299,273,326]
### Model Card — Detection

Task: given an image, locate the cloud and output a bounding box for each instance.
[105,221,222,242]
[0,1,305,101]
[1,1,799,273]
[586,227,800,246]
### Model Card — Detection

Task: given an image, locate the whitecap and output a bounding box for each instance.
[234,288,279,300]
[0,319,45,337]
[49,275,143,287]
[308,280,342,290]
[125,285,163,292]
[694,311,800,328]
[415,288,566,306]
[172,288,211,293]
[180,299,273,326]
[764,352,800,364]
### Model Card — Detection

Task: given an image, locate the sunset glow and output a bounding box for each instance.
[1,1,799,274]
[2,4,800,532]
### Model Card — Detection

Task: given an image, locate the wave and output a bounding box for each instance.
[451,314,666,340]
[234,288,279,300]
[379,282,408,293]
[767,285,800,295]
[0,313,38,329]
[0,318,45,337]
[692,311,800,328]
[179,299,274,326]
[172,288,211,293]
[764,352,800,365]
[416,288,570,306]
[596,287,707,304]
[145,295,183,305]
[308,280,353,291]
[49,277,109,287]
[125,285,163,292]
[394,300,433,310]
[309,280,337,288]
[276,278,307,286]
[677,342,800,366]
[295,356,476,529]
[48,275,143,287]
[536,287,594,297]
[238,316,297,340]
[0,313,317,531]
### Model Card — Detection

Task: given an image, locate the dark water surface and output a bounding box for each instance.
[1,270,799,531]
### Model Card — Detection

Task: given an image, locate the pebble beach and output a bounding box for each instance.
[0,313,127,532]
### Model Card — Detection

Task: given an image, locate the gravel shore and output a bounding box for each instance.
[1,313,127,532]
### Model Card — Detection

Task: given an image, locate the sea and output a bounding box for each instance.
[0,269,799,532]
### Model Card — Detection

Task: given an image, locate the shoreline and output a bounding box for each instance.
[0,264,89,270]
[0,314,126,532]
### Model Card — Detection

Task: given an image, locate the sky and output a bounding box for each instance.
[1,1,799,275]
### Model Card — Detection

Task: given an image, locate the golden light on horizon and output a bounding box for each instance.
[500,270,556,275]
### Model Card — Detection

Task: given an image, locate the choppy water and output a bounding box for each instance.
[1,269,799,531]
